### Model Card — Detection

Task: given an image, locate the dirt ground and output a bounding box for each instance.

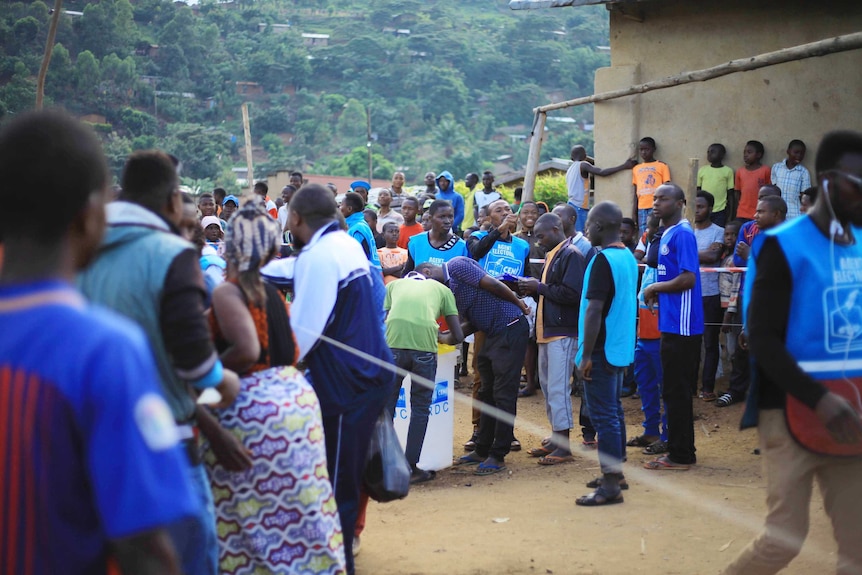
[355,375,842,575]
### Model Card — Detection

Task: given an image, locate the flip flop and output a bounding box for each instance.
[518,388,536,398]
[473,461,507,476]
[643,455,690,471]
[528,445,554,457]
[455,453,483,466]
[537,454,574,466]
[586,477,629,490]
[575,488,624,506]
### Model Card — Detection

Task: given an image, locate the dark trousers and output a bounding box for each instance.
[322,397,384,575]
[475,316,529,461]
[728,334,750,399]
[660,332,701,465]
[699,295,723,393]
[710,209,727,228]
[579,397,596,441]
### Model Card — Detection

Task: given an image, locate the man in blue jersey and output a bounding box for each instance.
[78,150,240,575]
[643,183,704,470]
[722,131,862,575]
[404,199,469,272]
[266,184,394,574]
[420,258,530,476]
[575,202,638,505]
[0,110,197,574]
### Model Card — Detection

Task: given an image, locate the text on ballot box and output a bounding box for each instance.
[393,349,456,471]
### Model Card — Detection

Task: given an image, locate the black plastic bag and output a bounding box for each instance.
[363,411,411,502]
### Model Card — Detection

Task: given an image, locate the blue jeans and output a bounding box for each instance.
[634,338,667,440]
[582,352,627,475]
[575,205,590,233]
[638,208,652,232]
[388,349,438,468]
[167,461,218,575]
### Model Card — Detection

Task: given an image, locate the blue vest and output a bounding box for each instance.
[470,231,530,278]
[577,247,638,367]
[78,224,195,422]
[407,232,469,266]
[346,212,382,270]
[747,216,862,381]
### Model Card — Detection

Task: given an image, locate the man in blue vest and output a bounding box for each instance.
[575,202,638,505]
[722,131,862,575]
[468,199,530,278]
[642,183,704,471]
[78,150,240,575]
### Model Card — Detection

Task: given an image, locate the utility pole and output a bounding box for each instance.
[366,104,373,184]
[241,103,254,195]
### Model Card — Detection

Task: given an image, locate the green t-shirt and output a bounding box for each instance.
[384,277,459,353]
[697,165,734,212]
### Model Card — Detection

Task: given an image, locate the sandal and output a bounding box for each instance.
[473,461,507,476]
[580,440,597,450]
[643,455,690,471]
[455,452,483,466]
[701,391,717,402]
[575,488,624,506]
[642,440,668,455]
[626,434,658,448]
[586,476,629,490]
[537,454,574,466]
[528,445,554,457]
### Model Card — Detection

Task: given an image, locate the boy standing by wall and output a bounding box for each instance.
[771,139,811,220]
[632,137,671,231]
[697,144,735,227]
[734,141,771,222]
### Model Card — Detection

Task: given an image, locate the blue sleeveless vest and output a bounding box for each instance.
[469,231,530,278]
[576,247,638,367]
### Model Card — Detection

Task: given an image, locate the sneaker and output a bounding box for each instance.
[716,393,736,407]
[510,438,522,451]
[353,535,361,557]
[464,433,479,451]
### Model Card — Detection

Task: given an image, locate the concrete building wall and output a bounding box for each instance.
[590,0,862,219]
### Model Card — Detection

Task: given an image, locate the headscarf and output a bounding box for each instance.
[223,197,281,272]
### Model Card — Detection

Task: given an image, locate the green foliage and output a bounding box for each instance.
[0,0,610,187]
[498,174,568,208]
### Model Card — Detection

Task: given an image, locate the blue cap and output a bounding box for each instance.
[349,180,370,193]
[223,194,239,206]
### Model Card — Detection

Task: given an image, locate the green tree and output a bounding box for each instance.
[336,98,367,142]
[162,123,230,180]
[0,61,37,116]
[74,51,102,108]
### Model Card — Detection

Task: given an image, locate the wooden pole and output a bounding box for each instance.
[241,103,254,196]
[535,32,862,114]
[522,111,546,203]
[35,0,64,110]
[686,158,698,223]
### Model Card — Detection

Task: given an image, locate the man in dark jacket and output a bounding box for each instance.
[518,213,585,463]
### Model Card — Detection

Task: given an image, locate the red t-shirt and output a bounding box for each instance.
[734,166,771,219]
[397,222,424,249]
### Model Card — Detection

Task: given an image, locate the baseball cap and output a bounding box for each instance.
[201,215,222,230]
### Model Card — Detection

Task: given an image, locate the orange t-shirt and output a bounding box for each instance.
[377,247,408,284]
[734,165,772,219]
[397,222,424,249]
[632,161,672,210]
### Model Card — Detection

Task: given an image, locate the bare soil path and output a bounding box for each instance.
[355,379,840,575]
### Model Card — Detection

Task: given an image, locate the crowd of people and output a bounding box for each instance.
[1,108,861,575]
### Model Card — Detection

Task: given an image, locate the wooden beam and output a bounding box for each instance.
[535,32,862,114]
[241,103,254,196]
[522,111,547,203]
[35,0,64,110]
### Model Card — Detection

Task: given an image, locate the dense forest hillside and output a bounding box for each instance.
[0,0,609,190]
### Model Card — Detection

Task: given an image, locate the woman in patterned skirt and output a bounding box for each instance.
[204,198,346,574]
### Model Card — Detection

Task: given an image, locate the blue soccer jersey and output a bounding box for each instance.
[657,221,704,336]
[0,280,199,575]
